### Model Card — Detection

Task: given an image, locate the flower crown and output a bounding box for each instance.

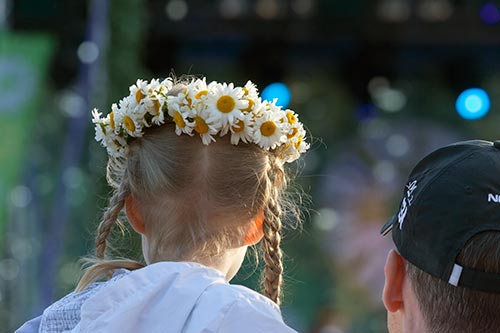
[92,77,309,163]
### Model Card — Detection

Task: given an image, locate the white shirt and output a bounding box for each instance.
[17,261,297,333]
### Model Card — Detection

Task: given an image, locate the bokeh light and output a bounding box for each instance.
[480,2,500,25]
[313,208,339,231]
[356,103,378,121]
[57,90,85,118]
[291,0,314,16]
[62,167,84,189]
[261,82,291,108]
[9,185,32,208]
[386,134,410,157]
[256,0,280,19]
[455,88,490,120]
[372,87,407,113]
[0,259,20,281]
[77,41,99,64]
[416,0,453,22]
[165,0,188,21]
[219,0,244,19]
[377,0,411,22]
[373,160,396,183]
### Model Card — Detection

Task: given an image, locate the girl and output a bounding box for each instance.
[17,77,309,333]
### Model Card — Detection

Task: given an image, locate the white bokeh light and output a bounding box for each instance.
[77,41,99,64]
[165,0,188,21]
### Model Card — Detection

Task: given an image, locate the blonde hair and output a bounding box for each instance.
[77,99,301,305]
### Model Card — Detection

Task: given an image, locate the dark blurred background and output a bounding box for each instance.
[1,0,500,332]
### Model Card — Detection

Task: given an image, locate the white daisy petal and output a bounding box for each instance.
[91,108,102,123]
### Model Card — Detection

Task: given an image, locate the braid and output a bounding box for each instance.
[95,179,130,259]
[262,159,285,305]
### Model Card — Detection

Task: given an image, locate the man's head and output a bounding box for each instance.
[381,140,500,333]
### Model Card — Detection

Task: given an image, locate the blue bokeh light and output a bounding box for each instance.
[261,82,291,108]
[455,88,491,120]
[480,2,500,25]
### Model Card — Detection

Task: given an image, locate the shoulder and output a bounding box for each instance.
[192,284,297,333]
[204,283,279,312]
[19,270,128,333]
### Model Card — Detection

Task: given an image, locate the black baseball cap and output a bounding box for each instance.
[381,140,500,293]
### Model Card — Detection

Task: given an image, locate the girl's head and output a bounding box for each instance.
[81,78,309,305]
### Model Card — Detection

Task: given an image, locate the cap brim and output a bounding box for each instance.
[380,215,396,236]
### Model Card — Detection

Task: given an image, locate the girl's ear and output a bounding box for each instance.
[243,210,265,246]
[125,195,146,234]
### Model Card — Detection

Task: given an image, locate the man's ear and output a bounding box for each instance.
[383,249,406,313]
[243,211,265,246]
[125,195,146,234]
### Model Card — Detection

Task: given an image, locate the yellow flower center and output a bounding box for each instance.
[217,95,236,113]
[123,115,136,132]
[173,111,186,128]
[260,121,277,137]
[232,120,245,133]
[136,89,146,104]
[152,99,161,115]
[195,90,208,99]
[287,127,298,139]
[286,111,297,124]
[295,136,303,148]
[242,98,254,112]
[186,96,192,108]
[242,87,249,96]
[194,116,209,134]
[109,112,115,129]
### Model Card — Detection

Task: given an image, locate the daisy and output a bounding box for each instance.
[193,107,219,145]
[167,89,196,118]
[242,80,259,100]
[249,98,266,117]
[141,93,165,126]
[167,99,194,136]
[293,126,310,153]
[113,97,144,137]
[241,81,259,113]
[230,111,254,145]
[206,82,248,128]
[121,111,143,137]
[93,110,111,143]
[104,133,128,158]
[265,98,283,113]
[149,98,165,125]
[284,124,309,160]
[147,78,164,95]
[110,103,123,134]
[278,143,300,163]
[252,109,288,150]
[284,109,298,125]
[289,120,304,138]
[183,81,209,117]
[129,79,149,105]
[118,95,131,110]
[190,77,212,102]
[296,137,309,153]
[94,123,106,143]
[159,77,174,92]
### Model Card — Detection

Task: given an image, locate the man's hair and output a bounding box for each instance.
[405,231,500,333]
